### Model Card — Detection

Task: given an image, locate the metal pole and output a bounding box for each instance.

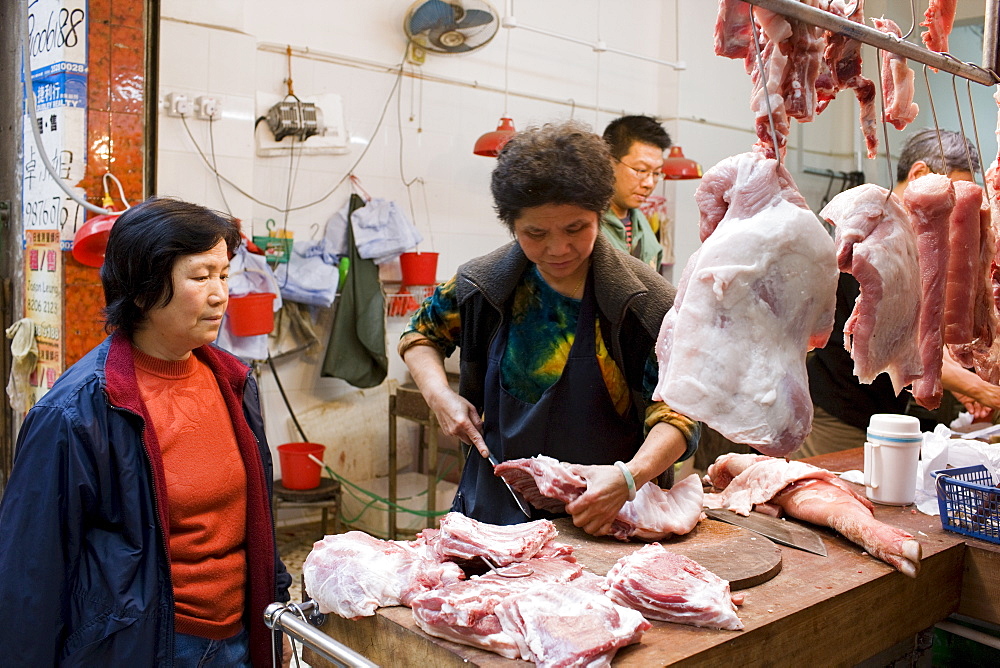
[986,0,1000,75]
[264,602,380,668]
[743,0,998,86]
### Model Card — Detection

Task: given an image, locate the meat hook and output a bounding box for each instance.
[480,555,534,578]
[942,55,979,187]
[748,7,782,165]
[922,63,948,171]
[900,0,917,40]
[962,61,995,203]
[873,45,895,201]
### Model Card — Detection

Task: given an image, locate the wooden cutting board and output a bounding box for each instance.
[552,517,782,590]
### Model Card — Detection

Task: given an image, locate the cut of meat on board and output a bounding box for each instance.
[904,174,957,410]
[494,584,651,668]
[655,151,838,456]
[428,512,570,567]
[409,556,650,666]
[605,542,744,631]
[920,0,957,54]
[494,455,705,541]
[704,454,922,578]
[872,17,919,130]
[303,531,464,619]
[819,184,922,394]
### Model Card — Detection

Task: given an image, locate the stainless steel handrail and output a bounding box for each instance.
[264,600,379,668]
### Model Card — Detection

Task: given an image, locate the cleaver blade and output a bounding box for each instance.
[488,452,533,518]
[704,508,828,557]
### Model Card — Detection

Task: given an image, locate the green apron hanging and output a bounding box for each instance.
[321,194,388,387]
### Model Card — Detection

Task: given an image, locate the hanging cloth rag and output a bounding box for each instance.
[349,198,423,265]
[6,318,39,413]
[272,238,340,308]
[321,194,388,388]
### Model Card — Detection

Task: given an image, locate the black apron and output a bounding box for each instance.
[452,274,642,524]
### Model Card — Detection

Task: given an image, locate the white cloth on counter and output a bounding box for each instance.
[217,241,282,361]
[324,196,422,264]
[914,424,1000,516]
[6,318,38,413]
[272,239,340,308]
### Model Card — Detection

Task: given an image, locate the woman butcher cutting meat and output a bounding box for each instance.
[399,121,699,533]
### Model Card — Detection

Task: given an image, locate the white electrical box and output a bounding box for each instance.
[255,92,349,157]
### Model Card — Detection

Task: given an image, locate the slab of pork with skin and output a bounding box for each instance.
[705,454,922,578]
[819,184,923,393]
[903,174,957,409]
[655,151,837,456]
[494,455,704,542]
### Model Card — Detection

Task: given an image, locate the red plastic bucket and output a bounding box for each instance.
[226,292,275,336]
[277,442,326,490]
[399,252,438,286]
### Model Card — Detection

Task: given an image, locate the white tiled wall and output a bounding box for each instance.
[157,1,942,478]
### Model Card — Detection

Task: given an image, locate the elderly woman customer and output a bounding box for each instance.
[399,121,699,534]
[0,198,291,667]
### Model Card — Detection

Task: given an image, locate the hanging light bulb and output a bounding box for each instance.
[661,146,703,180]
[474,22,516,157]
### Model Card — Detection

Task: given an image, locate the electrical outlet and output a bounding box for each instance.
[195,96,221,120]
[164,92,192,117]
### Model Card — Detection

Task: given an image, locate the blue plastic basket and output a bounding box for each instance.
[933,465,1000,545]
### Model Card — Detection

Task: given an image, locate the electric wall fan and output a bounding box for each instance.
[403,0,499,64]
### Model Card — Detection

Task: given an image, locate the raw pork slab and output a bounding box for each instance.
[409,558,585,659]
[428,512,569,566]
[655,151,838,456]
[820,184,922,394]
[495,455,705,541]
[606,542,743,630]
[494,584,650,668]
[705,453,922,577]
[303,531,464,619]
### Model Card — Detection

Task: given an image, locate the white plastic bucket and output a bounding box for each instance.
[863,414,922,505]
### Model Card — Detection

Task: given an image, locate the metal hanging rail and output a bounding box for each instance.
[742,0,999,87]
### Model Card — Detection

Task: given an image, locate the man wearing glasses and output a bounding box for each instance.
[601,115,670,269]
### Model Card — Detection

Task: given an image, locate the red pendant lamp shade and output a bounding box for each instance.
[473,117,517,157]
[661,146,703,180]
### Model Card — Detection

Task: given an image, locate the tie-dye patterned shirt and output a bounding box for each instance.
[400,266,699,450]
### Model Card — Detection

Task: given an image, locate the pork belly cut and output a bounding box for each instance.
[495,455,705,541]
[605,543,743,631]
[872,17,919,130]
[920,0,957,54]
[705,454,922,577]
[904,174,957,409]
[409,558,585,659]
[494,585,650,668]
[655,151,838,456]
[303,531,464,619]
[820,184,922,393]
[953,200,1000,375]
[943,181,985,345]
[429,512,564,567]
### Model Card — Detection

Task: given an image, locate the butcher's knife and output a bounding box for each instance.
[487,451,533,517]
[704,508,828,556]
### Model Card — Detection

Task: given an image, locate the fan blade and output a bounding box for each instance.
[456,8,495,29]
[408,0,456,35]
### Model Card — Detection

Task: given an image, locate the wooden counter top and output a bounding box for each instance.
[306,449,997,666]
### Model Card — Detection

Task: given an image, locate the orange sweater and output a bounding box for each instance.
[134,348,247,640]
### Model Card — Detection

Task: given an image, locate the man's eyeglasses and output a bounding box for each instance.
[615,158,664,183]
